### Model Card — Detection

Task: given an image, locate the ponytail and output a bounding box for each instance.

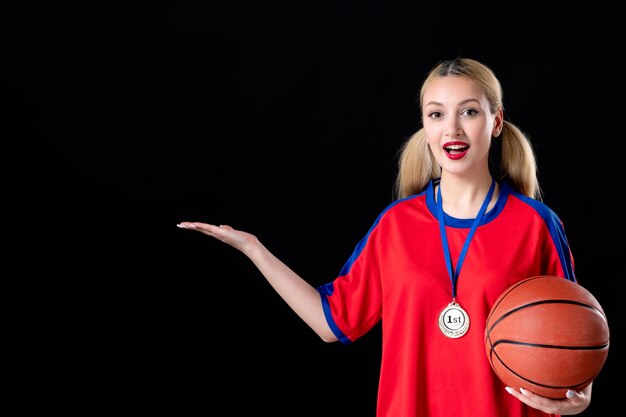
[394,128,440,200]
[496,121,542,200]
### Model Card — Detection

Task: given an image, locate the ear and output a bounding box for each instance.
[492,107,504,137]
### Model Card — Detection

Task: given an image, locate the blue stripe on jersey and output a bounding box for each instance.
[318,285,351,345]
[316,191,425,345]
[508,186,576,282]
[337,192,424,278]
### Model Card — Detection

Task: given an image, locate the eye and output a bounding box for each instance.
[427,111,443,119]
[461,108,479,117]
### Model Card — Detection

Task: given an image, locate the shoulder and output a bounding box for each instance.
[380,191,426,218]
[362,191,428,235]
[504,182,564,226]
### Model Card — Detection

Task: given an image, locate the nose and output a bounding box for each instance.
[445,119,462,137]
[445,129,462,138]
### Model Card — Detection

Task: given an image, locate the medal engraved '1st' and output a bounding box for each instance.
[438,302,470,338]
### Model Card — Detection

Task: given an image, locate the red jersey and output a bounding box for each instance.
[317,180,575,417]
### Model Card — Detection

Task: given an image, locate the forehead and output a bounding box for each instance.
[422,75,486,107]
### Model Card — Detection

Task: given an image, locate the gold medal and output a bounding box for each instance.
[438,301,470,338]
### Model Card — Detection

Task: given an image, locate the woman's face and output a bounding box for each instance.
[422,75,502,178]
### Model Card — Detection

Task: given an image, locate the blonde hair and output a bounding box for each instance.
[394,58,542,200]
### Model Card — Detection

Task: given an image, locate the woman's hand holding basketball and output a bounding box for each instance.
[177,222,259,255]
[505,383,592,415]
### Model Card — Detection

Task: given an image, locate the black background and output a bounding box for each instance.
[3,1,624,415]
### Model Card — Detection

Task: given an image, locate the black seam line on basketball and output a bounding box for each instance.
[485,277,543,323]
[491,339,609,350]
[490,348,600,389]
[491,349,598,392]
[486,299,606,336]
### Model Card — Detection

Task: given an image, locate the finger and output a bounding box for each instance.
[177,222,206,229]
[191,223,226,236]
[519,387,567,413]
[505,387,526,403]
[519,387,549,406]
[520,387,537,398]
[177,222,220,235]
[565,389,584,405]
[505,387,543,410]
[505,387,520,398]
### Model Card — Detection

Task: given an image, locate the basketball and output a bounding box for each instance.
[484,275,610,399]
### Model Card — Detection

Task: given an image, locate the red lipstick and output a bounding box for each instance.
[443,141,469,160]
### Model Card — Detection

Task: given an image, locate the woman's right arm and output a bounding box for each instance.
[177,222,338,343]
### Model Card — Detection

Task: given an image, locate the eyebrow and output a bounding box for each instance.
[424,98,482,107]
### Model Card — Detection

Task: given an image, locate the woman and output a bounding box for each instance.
[177,58,591,416]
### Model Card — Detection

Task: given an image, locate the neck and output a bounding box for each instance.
[437,174,497,219]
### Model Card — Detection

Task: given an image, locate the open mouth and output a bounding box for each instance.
[443,141,469,160]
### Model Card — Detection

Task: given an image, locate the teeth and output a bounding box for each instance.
[445,145,468,150]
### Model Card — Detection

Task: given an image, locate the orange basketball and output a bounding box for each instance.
[484,275,610,398]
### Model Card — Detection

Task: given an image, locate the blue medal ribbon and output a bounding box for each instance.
[436,178,496,299]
